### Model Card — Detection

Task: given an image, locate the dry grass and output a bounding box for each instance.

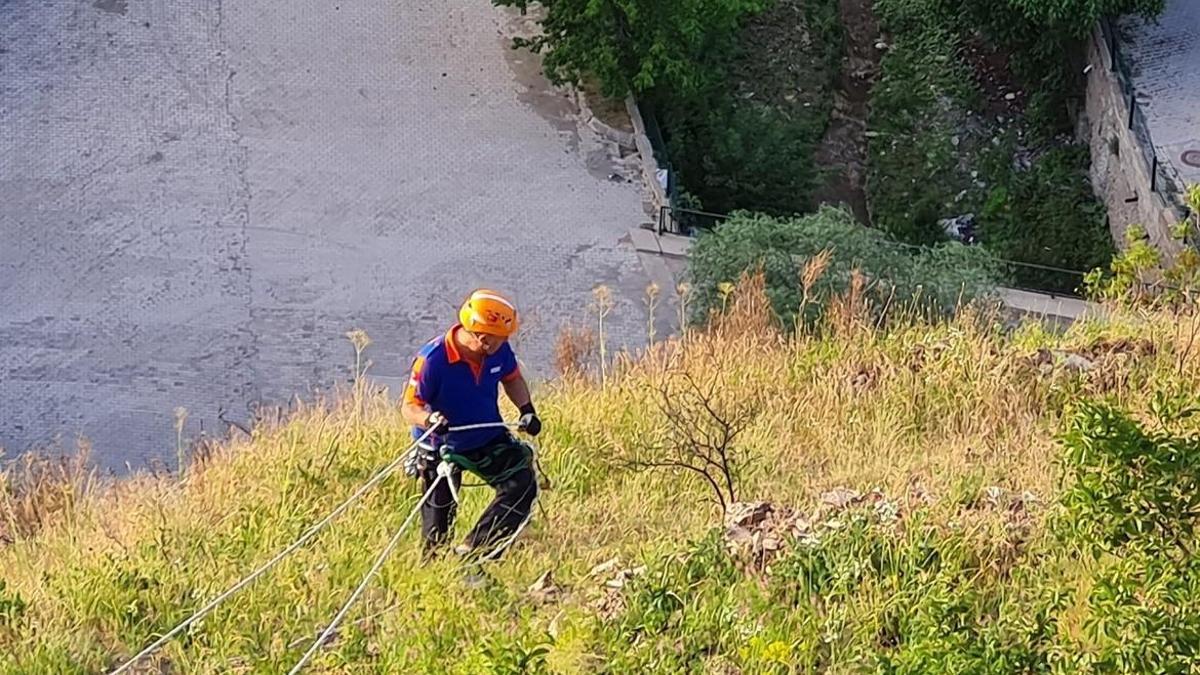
[0,275,1197,672]
[552,324,598,378]
[0,443,98,546]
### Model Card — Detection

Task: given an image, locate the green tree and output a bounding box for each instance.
[666,103,820,216]
[1003,0,1163,37]
[492,0,767,98]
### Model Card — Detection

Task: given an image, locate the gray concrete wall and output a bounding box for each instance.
[0,0,655,472]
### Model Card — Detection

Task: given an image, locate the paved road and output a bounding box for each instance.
[1121,0,1200,187]
[0,0,654,471]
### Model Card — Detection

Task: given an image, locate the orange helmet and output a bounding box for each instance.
[459,289,519,337]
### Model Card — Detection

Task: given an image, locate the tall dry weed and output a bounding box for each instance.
[0,443,97,544]
[553,324,598,378]
[707,270,781,346]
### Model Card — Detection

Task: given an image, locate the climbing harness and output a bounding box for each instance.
[107,421,524,675]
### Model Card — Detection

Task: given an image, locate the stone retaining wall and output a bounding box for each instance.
[625,96,668,225]
[1085,24,1188,257]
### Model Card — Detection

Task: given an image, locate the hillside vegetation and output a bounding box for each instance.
[3,277,1200,673]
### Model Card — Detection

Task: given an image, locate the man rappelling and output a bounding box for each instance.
[400,289,542,559]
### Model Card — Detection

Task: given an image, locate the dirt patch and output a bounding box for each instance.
[580,77,633,133]
[811,0,881,225]
[960,32,1028,118]
[729,0,839,114]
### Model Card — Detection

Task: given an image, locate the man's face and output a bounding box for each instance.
[465,330,507,355]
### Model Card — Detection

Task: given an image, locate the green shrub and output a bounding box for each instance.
[1055,400,1200,672]
[869,0,1126,293]
[657,0,841,216]
[687,208,1001,325]
[1058,398,1200,560]
[666,102,821,216]
[493,0,767,98]
[977,146,1113,292]
[595,532,743,672]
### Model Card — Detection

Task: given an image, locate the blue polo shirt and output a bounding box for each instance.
[404,325,520,453]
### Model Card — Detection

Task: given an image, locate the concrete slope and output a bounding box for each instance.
[0,0,650,470]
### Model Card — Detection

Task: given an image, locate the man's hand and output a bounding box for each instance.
[426,411,450,434]
[518,402,541,437]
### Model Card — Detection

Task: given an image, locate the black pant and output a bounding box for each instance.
[419,433,538,555]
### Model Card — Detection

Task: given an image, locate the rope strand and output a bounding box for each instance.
[287,474,445,674]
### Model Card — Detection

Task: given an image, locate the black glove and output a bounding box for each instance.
[518,402,541,437]
[426,411,450,434]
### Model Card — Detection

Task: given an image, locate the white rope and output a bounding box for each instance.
[111,420,522,674]
[287,474,445,674]
[319,437,545,631]
[400,420,518,468]
[440,461,461,506]
[107,427,438,675]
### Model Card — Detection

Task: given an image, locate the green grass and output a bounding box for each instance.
[2,285,1199,673]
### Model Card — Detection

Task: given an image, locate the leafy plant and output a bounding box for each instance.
[688,208,1000,326]
[665,102,821,216]
[1058,399,1200,559]
[0,581,26,627]
[1055,400,1200,672]
[481,634,553,674]
[977,146,1113,292]
[493,0,767,98]
[1002,0,1163,38]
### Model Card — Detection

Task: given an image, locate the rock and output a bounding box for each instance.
[951,135,961,147]
[938,213,978,244]
[600,564,646,590]
[588,557,620,578]
[984,485,1005,508]
[875,498,900,523]
[1062,354,1095,372]
[1005,92,1017,101]
[820,487,861,510]
[726,501,775,529]
[528,570,561,604]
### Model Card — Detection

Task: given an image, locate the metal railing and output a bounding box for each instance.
[1098,18,1192,231]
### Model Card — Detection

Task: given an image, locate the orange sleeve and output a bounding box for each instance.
[501,365,522,383]
[403,356,427,405]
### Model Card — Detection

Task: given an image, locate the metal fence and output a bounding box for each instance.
[1099,18,1191,223]
[639,100,703,237]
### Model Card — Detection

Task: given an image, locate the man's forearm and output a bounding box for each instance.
[401,402,431,427]
[502,375,532,409]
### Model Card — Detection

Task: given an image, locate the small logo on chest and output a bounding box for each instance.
[490,366,502,374]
